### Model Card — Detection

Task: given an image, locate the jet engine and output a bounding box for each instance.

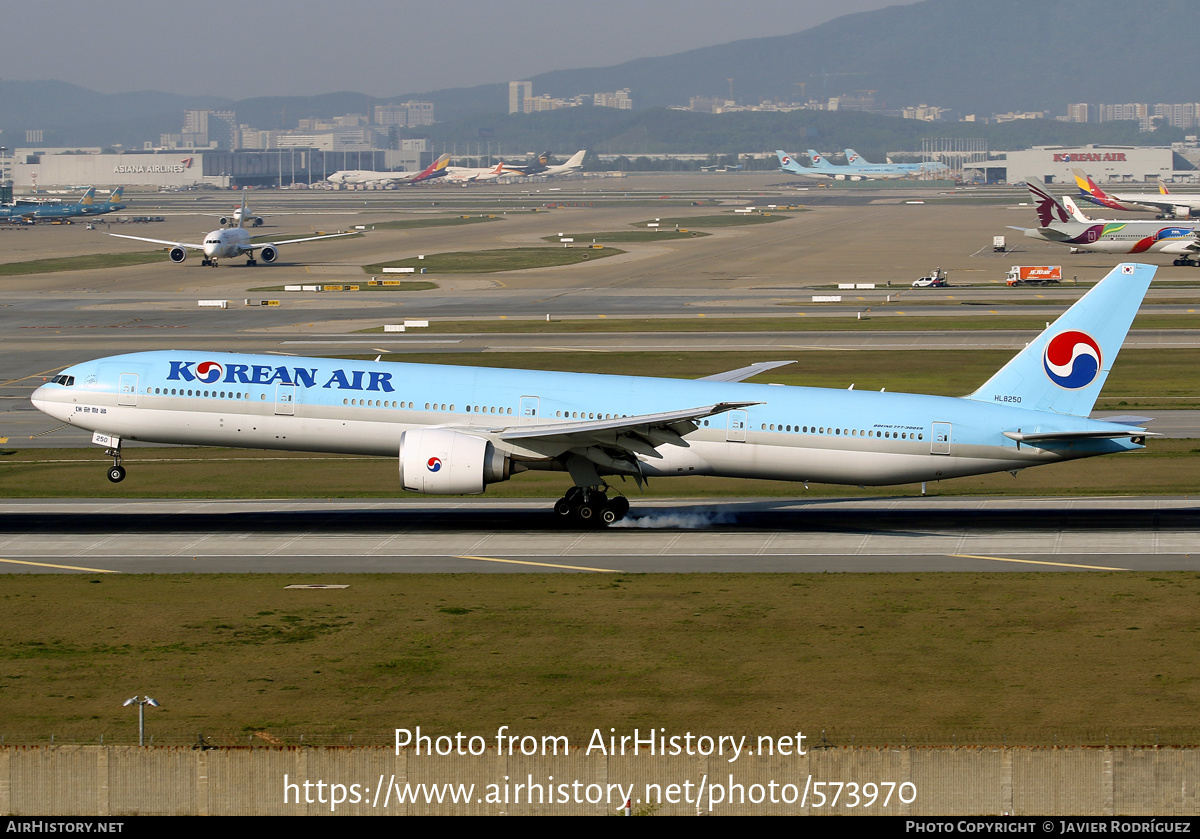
[1174,206,1192,219]
[169,246,187,263]
[259,246,278,263]
[399,428,511,494]
[249,216,264,227]
[219,216,232,226]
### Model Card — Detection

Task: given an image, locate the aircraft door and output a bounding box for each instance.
[118,373,138,406]
[275,383,296,416]
[519,396,540,425]
[726,410,748,443]
[931,422,952,455]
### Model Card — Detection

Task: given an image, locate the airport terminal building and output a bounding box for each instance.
[963,145,1196,185]
[8,147,433,190]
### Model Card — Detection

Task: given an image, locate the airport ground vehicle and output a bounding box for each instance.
[912,268,948,287]
[1006,266,1062,286]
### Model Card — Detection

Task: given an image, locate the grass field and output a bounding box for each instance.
[0,252,167,275]
[634,214,793,228]
[4,572,1200,747]
[2,437,1198,500]
[366,215,502,231]
[540,230,710,243]
[362,247,624,274]
[359,313,1200,335]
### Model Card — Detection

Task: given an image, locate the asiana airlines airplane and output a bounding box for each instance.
[32,263,1155,526]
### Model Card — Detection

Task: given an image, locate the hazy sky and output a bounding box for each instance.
[0,0,920,98]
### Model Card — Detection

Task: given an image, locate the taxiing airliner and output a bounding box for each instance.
[108,188,357,267]
[31,263,1155,525]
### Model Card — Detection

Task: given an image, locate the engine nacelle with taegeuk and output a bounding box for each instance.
[399,428,512,494]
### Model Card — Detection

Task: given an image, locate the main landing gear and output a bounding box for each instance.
[553,485,630,527]
[105,444,125,483]
[1172,258,1199,267]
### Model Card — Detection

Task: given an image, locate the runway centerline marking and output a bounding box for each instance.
[0,557,119,573]
[950,553,1129,571]
[457,555,621,573]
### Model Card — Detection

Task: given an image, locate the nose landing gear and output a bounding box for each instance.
[104,445,125,483]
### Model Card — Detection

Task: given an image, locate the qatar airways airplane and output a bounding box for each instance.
[31,263,1155,525]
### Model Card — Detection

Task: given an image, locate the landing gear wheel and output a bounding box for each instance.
[107,465,126,483]
[605,496,630,522]
[246,258,257,266]
[553,497,574,518]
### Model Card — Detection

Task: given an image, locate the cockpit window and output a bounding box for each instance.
[50,374,75,387]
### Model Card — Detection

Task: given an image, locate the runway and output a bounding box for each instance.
[0,497,1196,574]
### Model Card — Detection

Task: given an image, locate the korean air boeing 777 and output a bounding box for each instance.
[32,263,1154,525]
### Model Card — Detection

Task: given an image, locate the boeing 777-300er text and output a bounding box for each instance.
[325,153,451,186]
[32,263,1156,526]
[108,188,357,267]
[1021,178,1200,265]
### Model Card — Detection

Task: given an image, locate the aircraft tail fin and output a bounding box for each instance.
[1160,181,1172,195]
[564,149,586,168]
[237,187,248,229]
[806,150,835,169]
[78,188,96,206]
[1026,177,1072,226]
[965,263,1155,417]
[109,187,123,203]
[1061,194,1092,222]
[775,150,798,171]
[844,148,866,165]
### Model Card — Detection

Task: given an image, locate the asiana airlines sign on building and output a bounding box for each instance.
[12,153,207,188]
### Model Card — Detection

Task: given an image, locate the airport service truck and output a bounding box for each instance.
[1005,266,1062,286]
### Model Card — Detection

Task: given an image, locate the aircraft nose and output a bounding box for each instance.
[31,383,48,413]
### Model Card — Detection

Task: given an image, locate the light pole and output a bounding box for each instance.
[123,695,160,745]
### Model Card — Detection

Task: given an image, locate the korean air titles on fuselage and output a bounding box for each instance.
[167,360,395,392]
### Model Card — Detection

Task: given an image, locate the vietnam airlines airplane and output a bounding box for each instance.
[1022,178,1200,265]
[31,263,1156,526]
[0,188,96,222]
[80,187,126,218]
[108,188,357,267]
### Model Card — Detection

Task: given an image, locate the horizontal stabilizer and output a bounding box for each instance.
[1003,426,1151,443]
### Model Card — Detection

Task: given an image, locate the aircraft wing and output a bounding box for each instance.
[247,231,360,248]
[699,360,796,383]
[109,233,204,249]
[495,401,760,458]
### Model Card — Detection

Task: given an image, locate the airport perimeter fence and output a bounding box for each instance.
[3,744,1200,815]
